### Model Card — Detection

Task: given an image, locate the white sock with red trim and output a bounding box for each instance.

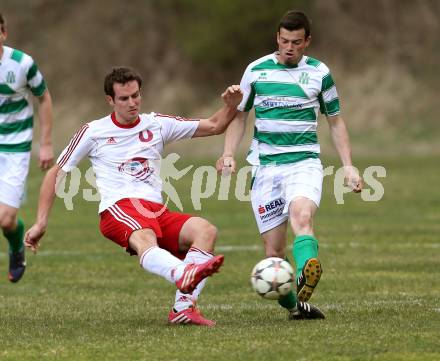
[173,247,214,312]
[140,246,186,283]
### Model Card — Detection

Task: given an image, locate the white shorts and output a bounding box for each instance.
[0,152,31,208]
[251,158,323,234]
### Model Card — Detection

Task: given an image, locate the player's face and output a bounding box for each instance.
[276,28,310,66]
[107,80,141,124]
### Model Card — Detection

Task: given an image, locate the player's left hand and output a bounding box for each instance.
[221,85,242,108]
[24,223,46,254]
[344,166,363,193]
[39,144,54,170]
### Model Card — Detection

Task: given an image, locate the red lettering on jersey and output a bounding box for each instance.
[139,130,153,142]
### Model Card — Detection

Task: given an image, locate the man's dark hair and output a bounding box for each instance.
[104,66,143,99]
[278,11,311,38]
[0,13,6,33]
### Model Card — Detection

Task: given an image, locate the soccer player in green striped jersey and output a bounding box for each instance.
[0,13,54,282]
[217,10,363,319]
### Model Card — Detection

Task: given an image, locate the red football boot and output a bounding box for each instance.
[175,255,224,294]
[168,306,215,327]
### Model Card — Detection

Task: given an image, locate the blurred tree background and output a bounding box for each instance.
[2,0,439,156]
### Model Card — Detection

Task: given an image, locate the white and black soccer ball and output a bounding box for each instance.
[250,257,294,300]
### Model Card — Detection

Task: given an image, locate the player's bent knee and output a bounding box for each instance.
[128,228,158,256]
[0,213,17,232]
[180,217,218,251]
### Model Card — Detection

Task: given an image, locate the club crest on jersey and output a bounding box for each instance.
[139,130,153,142]
[118,157,154,182]
[298,72,309,85]
[6,71,15,84]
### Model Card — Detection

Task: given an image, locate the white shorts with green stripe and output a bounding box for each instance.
[0,152,31,208]
[251,158,323,234]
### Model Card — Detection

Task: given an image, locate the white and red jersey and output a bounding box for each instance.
[57,112,199,213]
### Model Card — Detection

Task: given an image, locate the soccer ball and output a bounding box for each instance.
[250,257,294,300]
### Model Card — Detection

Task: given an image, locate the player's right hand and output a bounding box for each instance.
[344,166,363,193]
[221,85,242,108]
[39,144,54,171]
[24,223,46,254]
[216,155,236,175]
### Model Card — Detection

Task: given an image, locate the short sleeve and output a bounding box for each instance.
[154,113,199,144]
[25,57,47,97]
[57,124,92,171]
[237,65,255,112]
[318,72,340,116]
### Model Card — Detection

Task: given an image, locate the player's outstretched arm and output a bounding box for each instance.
[215,111,248,175]
[37,90,54,170]
[25,164,65,253]
[193,85,242,138]
[326,114,363,193]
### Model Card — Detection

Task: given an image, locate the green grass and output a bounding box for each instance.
[0,155,439,361]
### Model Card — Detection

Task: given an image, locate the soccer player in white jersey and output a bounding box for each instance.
[0,13,54,282]
[216,11,363,319]
[24,67,242,326]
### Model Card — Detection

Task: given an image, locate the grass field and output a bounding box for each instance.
[0,155,439,361]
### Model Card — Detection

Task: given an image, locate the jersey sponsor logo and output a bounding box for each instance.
[106,137,117,144]
[6,71,15,84]
[261,100,303,109]
[259,198,285,222]
[118,157,154,182]
[298,72,309,85]
[139,130,153,142]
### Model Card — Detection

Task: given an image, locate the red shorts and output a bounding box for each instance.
[99,198,192,258]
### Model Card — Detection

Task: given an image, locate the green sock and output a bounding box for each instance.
[292,235,319,283]
[3,218,24,254]
[278,257,297,310]
[278,290,297,310]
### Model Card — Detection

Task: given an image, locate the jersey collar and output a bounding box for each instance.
[111,112,141,128]
[273,52,303,68]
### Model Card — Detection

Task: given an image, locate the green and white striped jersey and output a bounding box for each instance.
[0,45,47,153]
[238,53,340,165]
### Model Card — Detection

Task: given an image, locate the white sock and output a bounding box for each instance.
[140,246,186,283]
[173,247,213,312]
